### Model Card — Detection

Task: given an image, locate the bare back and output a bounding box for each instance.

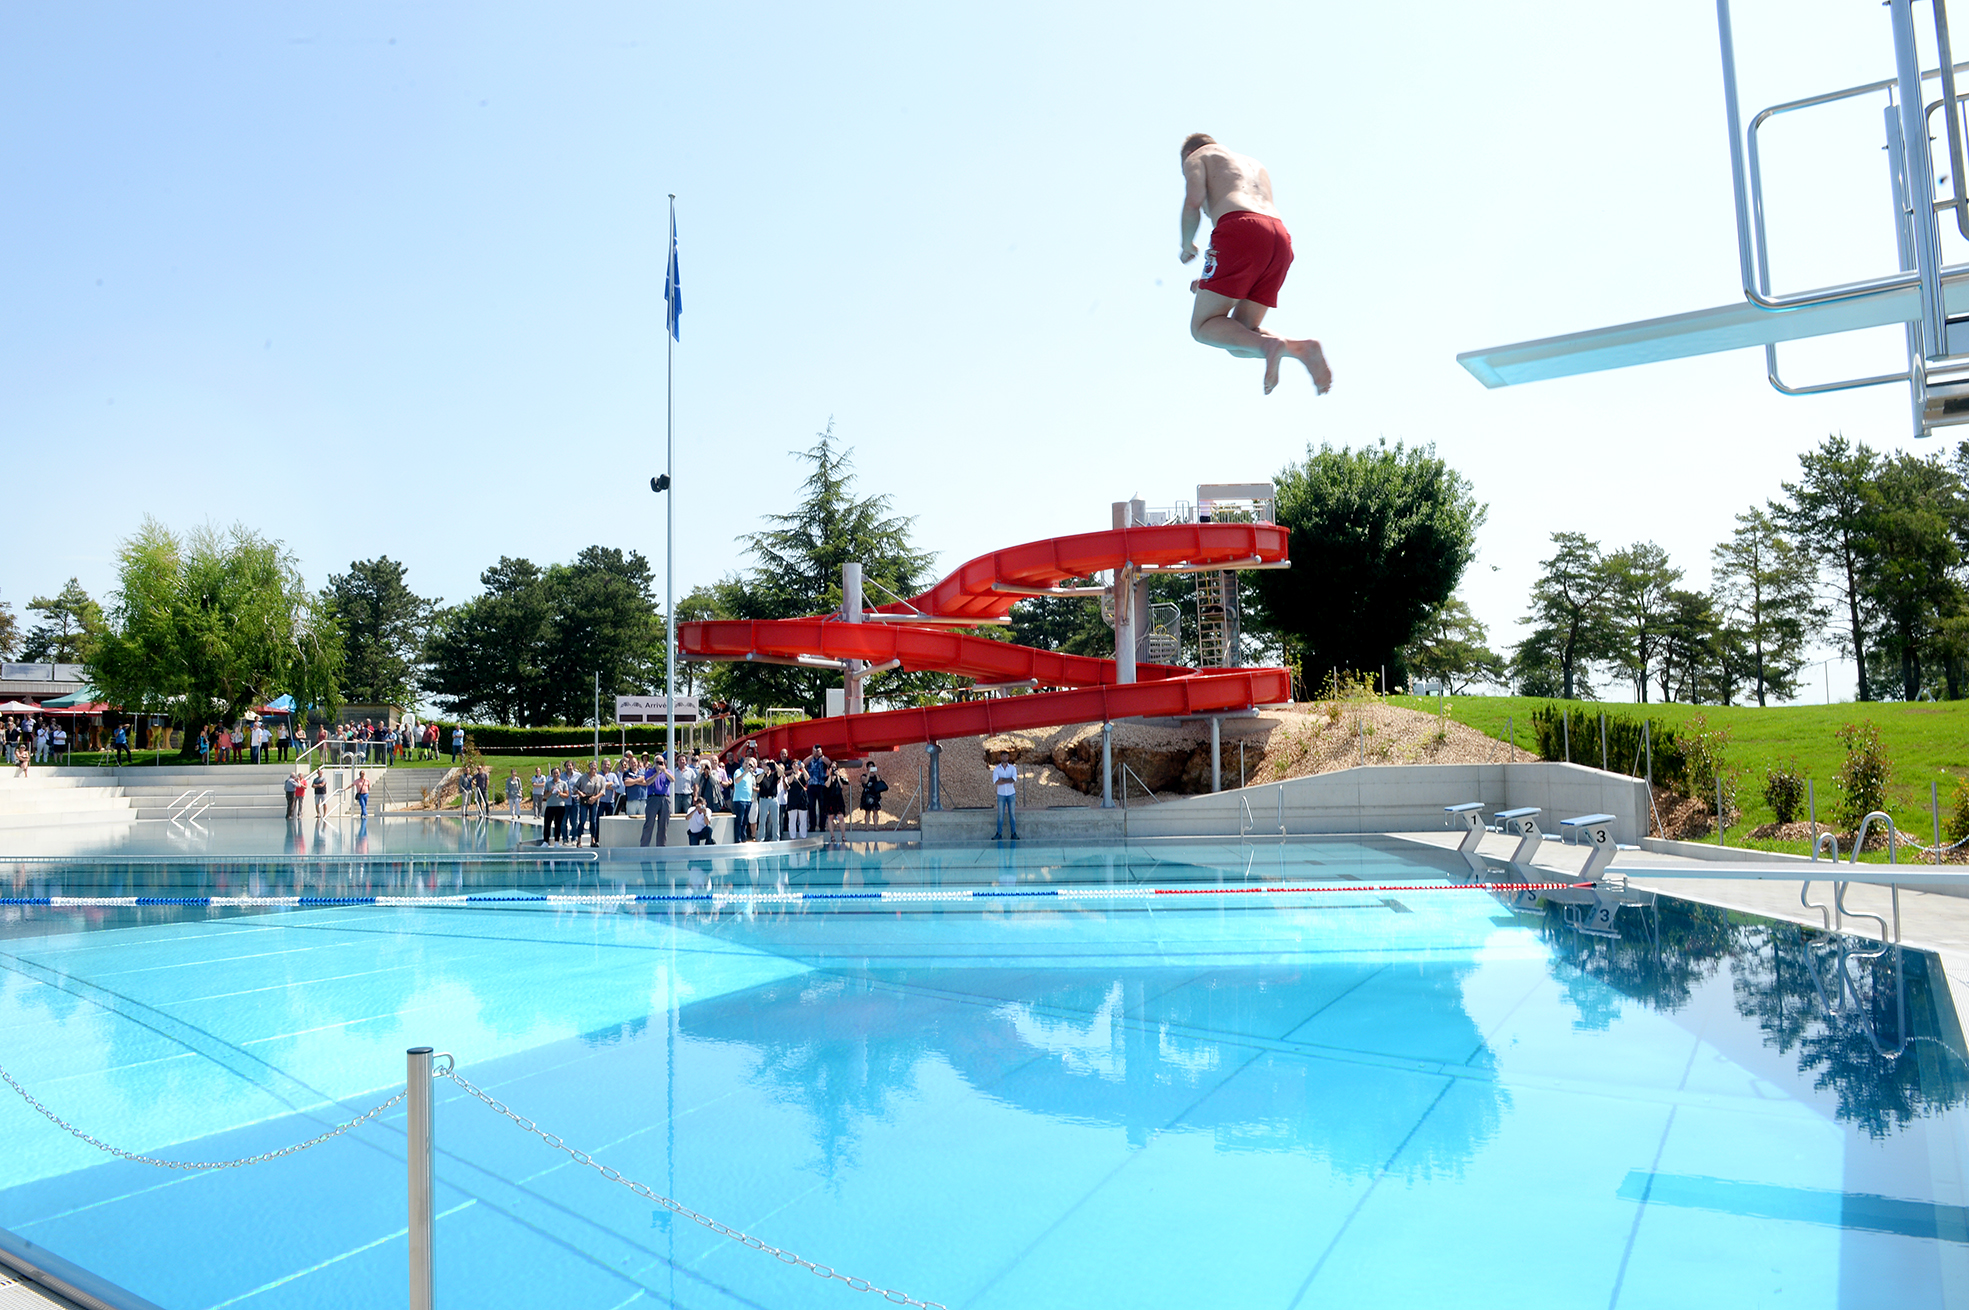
[1183,145,1279,221]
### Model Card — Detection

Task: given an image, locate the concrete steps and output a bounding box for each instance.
[0,764,392,824]
[0,773,137,831]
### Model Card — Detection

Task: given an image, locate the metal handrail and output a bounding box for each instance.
[1851,810,1901,865]
[1838,811,1901,946]
[1801,831,1841,930]
[168,788,212,827]
[1117,763,1160,810]
[1238,795,1255,839]
[1720,0,1969,315]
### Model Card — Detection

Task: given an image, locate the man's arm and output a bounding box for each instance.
[1179,154,1208,263]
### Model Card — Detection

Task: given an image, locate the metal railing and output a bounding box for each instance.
[1718,0,1969,408]
[167,788,213,827]
[1116,763,1160,809]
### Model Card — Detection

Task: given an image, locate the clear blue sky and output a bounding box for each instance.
[1,0,1947,701]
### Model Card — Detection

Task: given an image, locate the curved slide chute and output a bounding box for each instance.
[678,521,1292,761]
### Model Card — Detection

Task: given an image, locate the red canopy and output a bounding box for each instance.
[36,703,110,715]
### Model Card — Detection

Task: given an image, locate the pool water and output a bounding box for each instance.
[2,839,1966,1309]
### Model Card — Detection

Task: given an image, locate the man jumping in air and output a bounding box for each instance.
[1179,133,1332,395]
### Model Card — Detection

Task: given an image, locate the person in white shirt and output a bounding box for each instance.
[34,725,49,763]
[991,750,1020,841]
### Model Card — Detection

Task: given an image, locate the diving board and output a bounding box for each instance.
[1458,282,1956,389]
[1457,0,1969,437]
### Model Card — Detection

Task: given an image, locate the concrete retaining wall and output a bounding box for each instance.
[597,811,737,848]
[920,763,1654,845]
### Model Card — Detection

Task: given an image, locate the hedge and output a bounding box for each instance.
[1526,704,1687,785]
[425,719,773,752]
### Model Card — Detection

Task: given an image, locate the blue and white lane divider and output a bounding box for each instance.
[0,881,1593,912]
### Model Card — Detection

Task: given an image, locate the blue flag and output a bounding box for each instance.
[664,209,682,342]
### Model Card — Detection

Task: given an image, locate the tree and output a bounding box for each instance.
[537,546,666,724]
[421,550,664,726]
[1602,541,1680,702]
[88,519,343,749]
[0,592,19,660]
[1518,532,1618,699]
[1857,449,1966,700]
[1507,626,1570,698]
[422,558,553,725]
[1009,579,1110,657]
[706,423,938,716]
[20,579,101,664]
[1776,435,1881,700]
[323,557,435,706]
[1403,596,1505,692]
[1247,439,1485,687]
[1660,587,1726,703]
[1710,508,1820,706]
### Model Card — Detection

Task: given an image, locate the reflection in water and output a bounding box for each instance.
[677,959,1507,1181]
[1537,894,1969,1137]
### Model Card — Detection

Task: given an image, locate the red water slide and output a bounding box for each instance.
[678,521,1292,761]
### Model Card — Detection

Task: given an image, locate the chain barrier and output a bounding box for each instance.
[436,1058,946,1310]
[1897,833,1969,858]
[5,1055,942,1307]
[0,1061,407,1171]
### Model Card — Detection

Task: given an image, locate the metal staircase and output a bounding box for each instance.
[1146,602,1183,665]
[1195,569,1239,668]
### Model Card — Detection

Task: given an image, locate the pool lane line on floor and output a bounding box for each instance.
[0,881,1594,911]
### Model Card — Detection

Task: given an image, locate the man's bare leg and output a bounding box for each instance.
[1191,289,1274,361]
[1191,290,1333,394]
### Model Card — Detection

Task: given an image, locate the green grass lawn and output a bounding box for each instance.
[1388,693,1969,860]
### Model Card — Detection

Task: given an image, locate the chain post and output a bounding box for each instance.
[407,1047,434,1310]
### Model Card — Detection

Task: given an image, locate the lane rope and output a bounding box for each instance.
[0,881,1592,912]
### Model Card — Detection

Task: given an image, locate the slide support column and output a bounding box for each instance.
[843,563,865,715]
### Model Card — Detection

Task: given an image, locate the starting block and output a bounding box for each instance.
[1444,802,1486,852]
[1494,807,1543,867]
[1559,813,1620,883]
[1444,801,1488,874]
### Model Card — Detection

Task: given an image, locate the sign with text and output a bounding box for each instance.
[615,695,699,724]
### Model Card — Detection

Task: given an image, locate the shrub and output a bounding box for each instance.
[1762,759,1807,825]
[1679,714,1737,828]
[430,720,713,753]
[1528,704,1685,783]
[1833,721,1891,833]
[1948,776,1969,844]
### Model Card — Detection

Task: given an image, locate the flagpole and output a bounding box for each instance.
[665,195,677,787]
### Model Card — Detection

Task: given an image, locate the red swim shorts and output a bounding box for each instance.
[1196,210,1294,308]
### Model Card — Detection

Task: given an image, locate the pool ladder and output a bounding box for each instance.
[168,788,213,828]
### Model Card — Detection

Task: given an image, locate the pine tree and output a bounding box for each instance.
[22,578,102,663]
[705,422,938,717]
[1776,435,1881,700]
[1710,509,1820,706]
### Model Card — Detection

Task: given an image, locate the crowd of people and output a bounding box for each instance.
[196,718,447,765]
[439,744,891,849]
[4,714,70,773]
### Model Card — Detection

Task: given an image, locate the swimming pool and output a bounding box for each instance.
[1,838,1965,1309]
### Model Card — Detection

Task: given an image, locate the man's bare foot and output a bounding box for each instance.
[1263,337,1286,394]
[1288,339,1333,394]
